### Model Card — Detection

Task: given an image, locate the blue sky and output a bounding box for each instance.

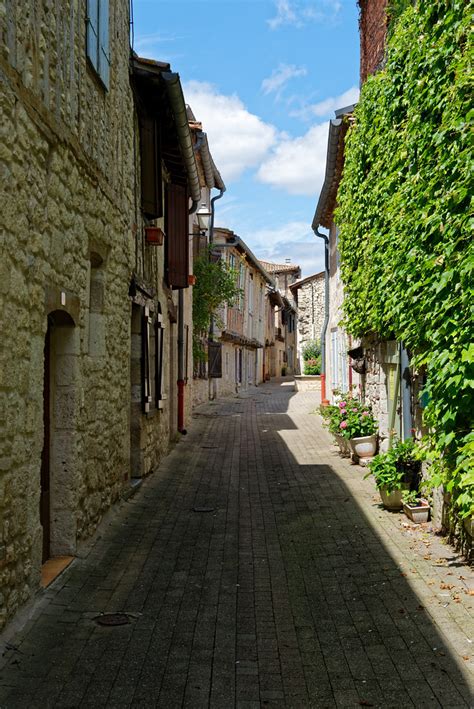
[132,0,360,276]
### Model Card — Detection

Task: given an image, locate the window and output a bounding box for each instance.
[86,0,110,89]
[238,263,245,311]
[154,308,165,409]
[142,304,165,413]
[248,273,254,314]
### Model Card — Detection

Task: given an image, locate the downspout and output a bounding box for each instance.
[312,225,330,406]
[177,199,198,434]
[208,187,225,401]
[208,189,226,316]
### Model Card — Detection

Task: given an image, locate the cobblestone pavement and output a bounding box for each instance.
[1,380,473,708]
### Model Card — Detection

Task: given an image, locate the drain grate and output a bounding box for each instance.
[94,613,131,627]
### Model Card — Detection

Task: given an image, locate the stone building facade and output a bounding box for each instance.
[259,262,299,376]
[0,0,136,629]
[0,2,201,630]
[211,229,272,396]
[290,272,324,374]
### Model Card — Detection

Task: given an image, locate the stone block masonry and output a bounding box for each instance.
[0,1,135,630]
[294,274,324,373]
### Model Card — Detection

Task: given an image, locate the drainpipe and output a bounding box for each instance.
[312,225,330,406]
[208,188,225,401]
[400,342,412,440]
[177,199,199,434]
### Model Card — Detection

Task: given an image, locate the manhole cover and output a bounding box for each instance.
[94,613,131,627]
[193,507,215,513]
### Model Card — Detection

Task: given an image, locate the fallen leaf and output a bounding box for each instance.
[440,583,455,590]
[462,656,470,661]
[423,555,432,560]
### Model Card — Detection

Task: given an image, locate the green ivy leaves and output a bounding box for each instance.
[336,0,473,517]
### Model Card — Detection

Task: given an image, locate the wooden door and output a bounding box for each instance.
[40,325,51,562]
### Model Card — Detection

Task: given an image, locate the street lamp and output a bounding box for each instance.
[196,203,211,233]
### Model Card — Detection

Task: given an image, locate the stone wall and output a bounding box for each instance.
[295,275,324,372]
[0,0,135,630]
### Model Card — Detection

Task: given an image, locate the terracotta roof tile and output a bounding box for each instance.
[259,260,301,273]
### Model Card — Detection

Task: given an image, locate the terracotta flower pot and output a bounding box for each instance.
[403,499,430,524]
[145,226,164,245]
[349,434,377,458]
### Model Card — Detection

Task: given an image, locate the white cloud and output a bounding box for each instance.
[183,81,277,182]
[249,223,325,277]
[267,0,299,29]
[261,64,307,99]
[291,86,359,120]
[267,0,341,30]
[257,122,329,196]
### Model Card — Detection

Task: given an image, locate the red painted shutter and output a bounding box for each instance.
[166,183,189,289]
[139,113,162,219]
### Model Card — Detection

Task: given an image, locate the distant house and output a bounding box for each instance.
[290,272,325,374]
[311,107,359,400]
[259,261,299,376]
[187,108,226,410]
[211,229,273,395]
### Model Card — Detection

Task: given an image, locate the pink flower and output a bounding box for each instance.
[352,408,358,412]
[340,409,347,416]
[339,401,347,409]
[340,421,348,429]
[362,411,370,417]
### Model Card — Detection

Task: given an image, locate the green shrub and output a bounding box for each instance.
[303,357,321,375]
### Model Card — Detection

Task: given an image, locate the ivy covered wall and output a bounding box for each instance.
[336,1,473,517]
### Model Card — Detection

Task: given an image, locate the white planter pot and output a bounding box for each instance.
[349,434,377,459]
[379,486,408,511]
[403,499,430,524]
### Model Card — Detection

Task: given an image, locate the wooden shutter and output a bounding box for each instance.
[86,0,99,71]
[98,0,110,89]
[139,114,162,219]
[155,310,165,409]
[208,341,222,378]
[166,183,189,289]
[142,306,153,413]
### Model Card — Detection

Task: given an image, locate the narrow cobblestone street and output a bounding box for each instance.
[1,381,473,708]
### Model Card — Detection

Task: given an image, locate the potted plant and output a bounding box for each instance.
[403,489,430,524]
[338,400,378,459]
[322,404,351,456]
[366,438,420,510]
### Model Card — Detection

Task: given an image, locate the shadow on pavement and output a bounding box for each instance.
[0,381,472,708]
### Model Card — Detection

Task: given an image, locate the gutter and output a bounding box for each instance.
[312,225,330,407]
[161,72,201,208]
[196,131,225,191]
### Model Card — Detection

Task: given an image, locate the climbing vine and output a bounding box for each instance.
[336,1,473,516]
[192,251,240,363]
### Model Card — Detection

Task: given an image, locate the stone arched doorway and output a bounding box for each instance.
[41,309,79,562]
